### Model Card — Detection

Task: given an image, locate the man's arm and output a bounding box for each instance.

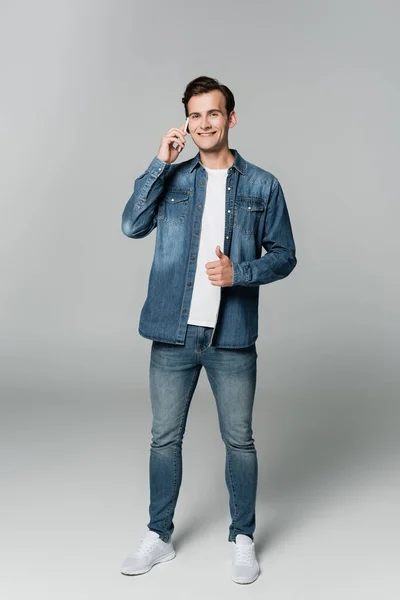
[231,177,297,286]
[121,156,172,239]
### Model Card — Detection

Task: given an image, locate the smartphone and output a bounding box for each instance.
[177,117,189,153]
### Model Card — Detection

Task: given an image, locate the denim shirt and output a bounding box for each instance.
[121,148,297,348]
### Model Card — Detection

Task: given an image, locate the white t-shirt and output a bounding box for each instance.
[187,166,228,327]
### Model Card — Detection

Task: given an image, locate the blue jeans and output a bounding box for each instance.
[147,324,258,543]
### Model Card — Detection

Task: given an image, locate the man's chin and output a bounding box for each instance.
[194,139,222,152]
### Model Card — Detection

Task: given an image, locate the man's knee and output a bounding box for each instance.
[150,421,185,449]
[221,425,256,450]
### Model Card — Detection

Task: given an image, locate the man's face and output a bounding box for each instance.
[187,90,236,152]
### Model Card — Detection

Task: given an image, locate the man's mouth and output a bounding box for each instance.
[198,132,216,137]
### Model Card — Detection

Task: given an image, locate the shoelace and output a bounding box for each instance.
[234,544,255,565]
[134,538,159,557]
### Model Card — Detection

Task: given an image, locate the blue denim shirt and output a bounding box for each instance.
[121,148,297,348]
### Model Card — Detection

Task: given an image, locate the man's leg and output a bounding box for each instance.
[203,340,258,542]
[147,328,202,542]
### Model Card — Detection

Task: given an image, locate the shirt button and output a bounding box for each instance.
[226,236,229,240]
[194,231,199,235]
[158,168,162,171]
[171,198,175,202]
[187,282,192,286]
[200,181,205,186]
[197,204,202,209]
[227,209,231,213]
[191,255,195,260]
[183,308,187,313]
[227,187,231,191]
[248,206,251,210]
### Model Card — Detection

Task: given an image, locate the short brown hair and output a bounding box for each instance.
[182,76,235,118]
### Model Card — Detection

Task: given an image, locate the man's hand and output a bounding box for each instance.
[205,246,233,287]
[157,123,187,164]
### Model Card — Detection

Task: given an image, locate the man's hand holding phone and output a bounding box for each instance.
[157,117,189,164]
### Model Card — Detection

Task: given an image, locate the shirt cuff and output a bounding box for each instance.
[147,156,170,177]
[232,262,247,286]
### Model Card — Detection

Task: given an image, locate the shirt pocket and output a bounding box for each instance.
[233,195,265,236]
[157,189,190,225]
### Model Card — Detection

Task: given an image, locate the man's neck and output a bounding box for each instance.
[199,147,235,170]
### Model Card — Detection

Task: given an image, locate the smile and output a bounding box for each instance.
[198,132,216,136]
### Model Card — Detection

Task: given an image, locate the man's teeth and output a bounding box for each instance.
[199,133,215,136]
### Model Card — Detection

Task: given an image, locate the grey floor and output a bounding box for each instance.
[2,357,399,600]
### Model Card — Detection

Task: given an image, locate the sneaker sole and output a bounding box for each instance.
[120,549,176,576]
[230,566,260,584]
[230,573,259,584]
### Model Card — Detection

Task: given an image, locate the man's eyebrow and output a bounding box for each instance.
[188,109,222,116]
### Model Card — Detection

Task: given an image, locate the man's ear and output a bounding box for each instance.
[228,110,237,129]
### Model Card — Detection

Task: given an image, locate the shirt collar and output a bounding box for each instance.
[189,148,246,176]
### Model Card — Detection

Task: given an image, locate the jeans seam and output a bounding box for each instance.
[160,445,178,538]
[227,447,239,539]
[160,366,200,537]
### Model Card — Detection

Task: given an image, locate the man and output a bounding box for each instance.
[120,76,297,584]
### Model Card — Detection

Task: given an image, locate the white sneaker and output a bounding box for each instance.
[120,530,176,575]
[230,534,260,584]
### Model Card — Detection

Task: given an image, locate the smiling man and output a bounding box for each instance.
[120,76,297,584]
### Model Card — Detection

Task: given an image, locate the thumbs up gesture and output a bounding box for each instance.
[205,246,233,287]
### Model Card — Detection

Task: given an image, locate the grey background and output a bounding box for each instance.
[1,0,399,598]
